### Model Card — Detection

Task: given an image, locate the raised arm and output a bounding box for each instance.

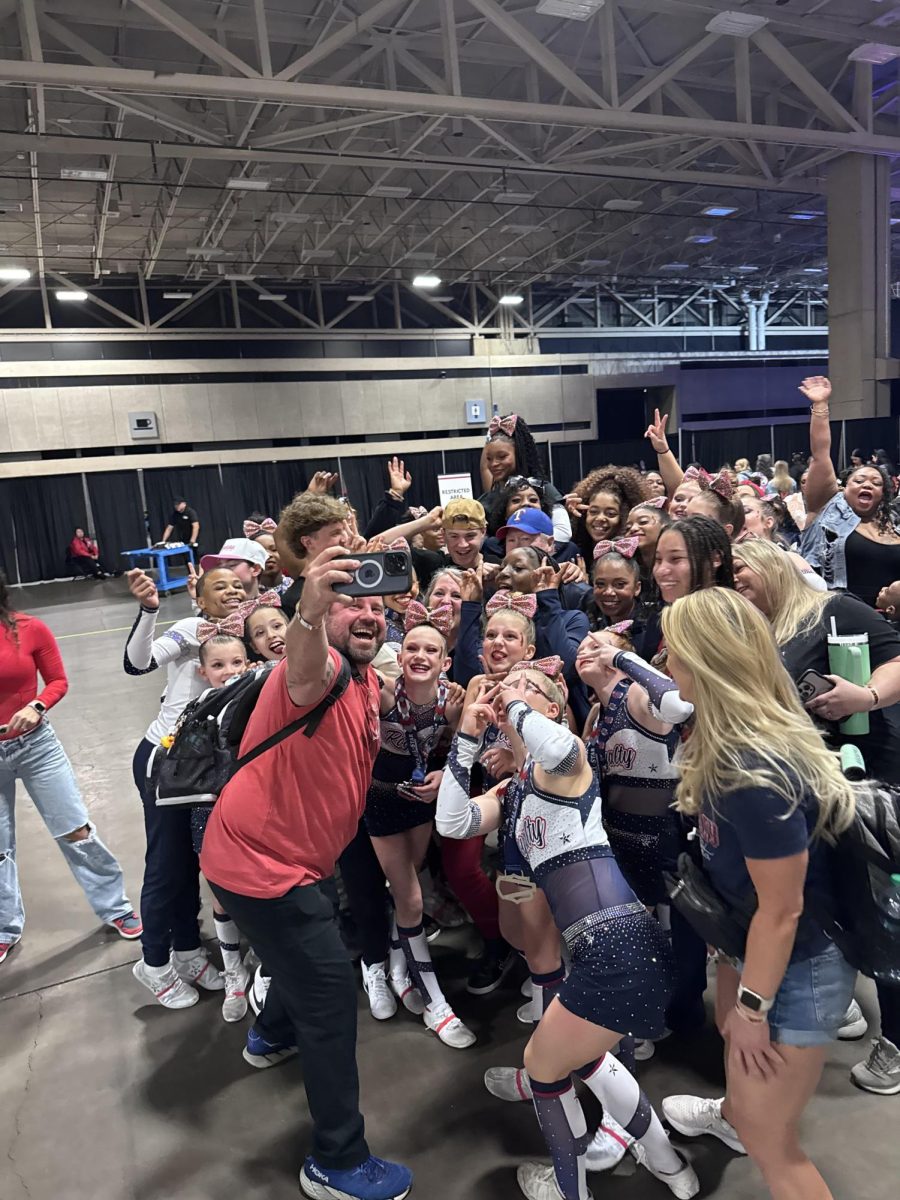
[436,686,505,838]
[612,649,694,723]
[645,408,684,498]
[284,544,361,706]
[798,376,838,518]
[123,568,195,675]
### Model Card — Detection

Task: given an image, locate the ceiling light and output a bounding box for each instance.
[0,267,30,281]
[802,267,825,274]
[891,218,900,226]
[257,292,286,300]
[162,291,192,299]
[55,289,88,300]
[703,205,738,217]
[60,167,109,182]
[403,252,438,263]
[661,262,689,270]
[494,191,535,204]
[603,198,643,211]
[225,178,270,190]
[686,235,716,244]
[737,264,760,272]
[580,258,610,267]
[224,273,256,281]
[412,273,441,288]
[790,211,821,220]
[499,293,524,305]
[348,293,376,301]
[301,250,336,262]
[849,43,900,64]
[430,296,454,302]
[706,11,768,36]
[536,0,606,19]
[186,246,226,257]
[367,185,412,198]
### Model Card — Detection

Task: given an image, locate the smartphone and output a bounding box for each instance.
[397,781,424,801]
[797,669,836,703]
[338,550,413,597]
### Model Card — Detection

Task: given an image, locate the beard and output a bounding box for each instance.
[325,615,385,667]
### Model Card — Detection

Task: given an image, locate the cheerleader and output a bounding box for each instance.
[436,674,698,1200]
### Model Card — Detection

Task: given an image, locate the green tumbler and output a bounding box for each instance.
[827,632,870,736]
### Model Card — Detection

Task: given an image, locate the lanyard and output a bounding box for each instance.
[587,679,629,778]
[394,676,449,783]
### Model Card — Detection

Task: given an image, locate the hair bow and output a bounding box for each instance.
[607,620,634,636]
[593,536,640,561]
[197,611,246,644]
[486,590,538,619]
[404,599,454,638]
[640,496,668,510]
[243,517,277,538]
[407,506,427,519]
[510,655,563,680]
[699,471,734,501]
[235,591,282,623]
[683,466,712,485]
[387,536,411,552]
[488,413,518,438]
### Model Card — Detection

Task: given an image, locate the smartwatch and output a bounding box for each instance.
[31,700,47,716]
[737,984,774,1014]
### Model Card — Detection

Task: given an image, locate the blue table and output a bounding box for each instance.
[121,544,196,596]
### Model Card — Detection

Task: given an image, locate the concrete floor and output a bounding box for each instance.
[1,579,896,1200]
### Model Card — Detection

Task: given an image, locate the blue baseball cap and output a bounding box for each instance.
[497,507,553,540]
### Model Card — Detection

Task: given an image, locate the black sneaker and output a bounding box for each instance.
[466,939,514,995]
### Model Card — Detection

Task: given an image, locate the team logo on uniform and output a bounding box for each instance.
[607,743,637,771]
[518,814,548,854]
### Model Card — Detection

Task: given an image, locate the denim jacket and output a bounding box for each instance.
[799,492,859,591]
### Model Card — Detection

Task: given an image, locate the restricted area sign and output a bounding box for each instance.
[437,473,474,507]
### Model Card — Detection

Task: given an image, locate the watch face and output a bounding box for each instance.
[740,989,762,1011]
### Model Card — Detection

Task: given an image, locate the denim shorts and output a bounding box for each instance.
[737,942,857,1048]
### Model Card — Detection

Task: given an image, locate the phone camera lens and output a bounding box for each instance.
[385,552,407,574]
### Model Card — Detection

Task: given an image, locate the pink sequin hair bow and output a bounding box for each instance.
[197,611,246,644]
[488,413,518,438]
[682,466,711,485]
[510,655,564,680]
[606,620,634,636]
[593,536,640,561]
[404,599,454,638]
[243,517,277,538]
[699,470,734,501]
[639,496,668,510]
[485,590,538,619]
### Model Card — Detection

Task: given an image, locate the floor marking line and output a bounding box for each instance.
[56,620,179,640]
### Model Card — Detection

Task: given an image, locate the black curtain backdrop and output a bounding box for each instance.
[87,471,148,566]
[690,427,766,470]
[10,475,88,582]
[142,466,229,554]
[549,442,581,491]
[845,417,900,470]
[399,450,444,509]
[0,480,15,583]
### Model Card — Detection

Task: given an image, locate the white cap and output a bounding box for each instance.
[200,537,268,572]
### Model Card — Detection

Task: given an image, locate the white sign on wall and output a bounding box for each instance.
[465,399,486,425]
[437,473,475,507]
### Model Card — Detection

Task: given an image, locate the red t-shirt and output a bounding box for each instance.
[0,614,69,740]
[200,650,380,899]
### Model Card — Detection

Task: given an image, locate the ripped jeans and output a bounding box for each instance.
[0,721,132,943]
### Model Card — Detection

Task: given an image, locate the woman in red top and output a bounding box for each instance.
[68,527,116,579]
[0,572,140,964]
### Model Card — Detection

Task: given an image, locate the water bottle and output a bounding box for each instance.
[840,743,866,780]
[872,871,900,923]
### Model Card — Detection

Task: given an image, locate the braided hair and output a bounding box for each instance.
[839,463,898,535]
[486,478,553,536]
[661,516,734,592]
[0,571,16,641]
[488,415,547,482]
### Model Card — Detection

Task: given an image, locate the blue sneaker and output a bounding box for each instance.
[242,1026,298,1069]
[300,1154,412,1200]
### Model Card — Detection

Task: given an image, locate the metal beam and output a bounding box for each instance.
[128,0,261,79]
[751,27,863,134]
[17,0,44,134]
[144,157,192,278]
[93,106,124,279]
[440,0,463,137]
[276,0,407,82]
[465,0,609,109]
[46,270,144,328]
[253,0,272,77]
[598,0,619,108]
[619,31,720,113]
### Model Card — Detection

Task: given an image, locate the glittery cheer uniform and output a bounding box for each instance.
[585,679,681,907]
[436,704,691,1200]
[364,679,451,838]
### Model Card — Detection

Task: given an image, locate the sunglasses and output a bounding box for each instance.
[506,476,545,496]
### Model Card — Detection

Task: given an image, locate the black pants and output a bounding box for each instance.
[338,821,390,968]
[70,554,105,578]
[132,738,201,966]
[876,979,900,1045]
[210,877,370,1171]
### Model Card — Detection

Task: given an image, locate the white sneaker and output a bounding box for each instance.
[362,961,398,1021]
[389,972,425,1015]
[634,1039,655,1061]
[173,949,225,991]
[424,1002,476,1049]
[516,1162,585,1200]
[661,1096,746,1155]
[585,1117,632,1171]
[222,965,249,1022]
[249,965,270,1016]
[851,1036,900,1095]
[133,958,199,1009]
[484,1066,533,1102]
[521,977,532,998]
[630,1144,699,1198]
[838,998,868,1040]
[517,1000,535,1024]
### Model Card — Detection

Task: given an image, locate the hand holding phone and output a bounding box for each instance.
[797,669,836,704]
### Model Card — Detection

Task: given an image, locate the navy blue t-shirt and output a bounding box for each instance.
[698,777,835,961]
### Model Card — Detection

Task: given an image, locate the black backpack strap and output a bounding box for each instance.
[232,656,353,776]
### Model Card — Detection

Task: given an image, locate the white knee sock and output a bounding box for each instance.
[576,1054,681,1175]
[388,914,408,982]
[213,913,243,972]
[396,921,447,1010]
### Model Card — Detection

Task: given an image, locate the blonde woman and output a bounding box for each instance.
[659,588,857,1200]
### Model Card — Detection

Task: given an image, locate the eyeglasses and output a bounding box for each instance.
[520,676,556,704]
[506,476,545,496]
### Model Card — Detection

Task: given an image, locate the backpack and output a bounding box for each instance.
[811,783,900,984]
[151,657,352,808]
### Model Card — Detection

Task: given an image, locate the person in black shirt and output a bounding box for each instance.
[159,498,200,548]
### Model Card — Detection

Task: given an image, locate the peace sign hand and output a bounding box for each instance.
[645,407,669,453]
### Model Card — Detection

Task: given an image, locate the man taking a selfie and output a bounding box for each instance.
[199,541,413,1200]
